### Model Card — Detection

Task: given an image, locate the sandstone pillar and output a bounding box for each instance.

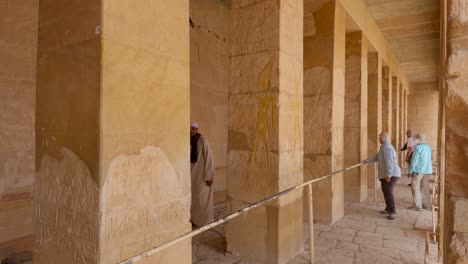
[405,90,408,135]
[398,83,404,164]
[34,1,191,263]
[367,53,382,196]
[304,0,345,224]
[226,0,304,262]
[344,32,368,202]
[401,88,407,164]
[391,77,399,150]
[443,1,468,262]
[382,67,392,135]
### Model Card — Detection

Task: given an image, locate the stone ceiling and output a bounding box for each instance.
[364,0,440,84]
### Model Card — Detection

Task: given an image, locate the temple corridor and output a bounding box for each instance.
[192,165,439,264]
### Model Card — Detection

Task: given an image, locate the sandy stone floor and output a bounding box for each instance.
[192,174,440,264]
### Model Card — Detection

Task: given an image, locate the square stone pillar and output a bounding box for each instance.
[344,32,368,202]
[34,1,191,263]
[398,83,404,164]
[443,1,468,262]
[226,0,304,263]
[304,0,345,223]
[382,67,392,135]
[404,90,408,137]
[391,77,399,150]
[367,53,382,195]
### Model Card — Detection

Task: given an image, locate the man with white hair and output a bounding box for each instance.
[364,132,401,220]
[190,121,215,227]
[408,132,433,211]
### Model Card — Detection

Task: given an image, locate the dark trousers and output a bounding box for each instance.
[380,177,399,214]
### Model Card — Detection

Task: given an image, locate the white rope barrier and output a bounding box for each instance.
[118,162,364,264]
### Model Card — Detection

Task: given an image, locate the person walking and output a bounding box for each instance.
[190,121,215,227]
[363,132,402,220]
[408,132,433,211]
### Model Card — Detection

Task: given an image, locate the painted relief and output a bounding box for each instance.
[251,55,277,156]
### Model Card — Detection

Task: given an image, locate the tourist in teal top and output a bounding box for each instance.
[363,132,401,220]
[408,132,433,211]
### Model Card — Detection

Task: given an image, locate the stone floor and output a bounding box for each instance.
[192,175,440,264]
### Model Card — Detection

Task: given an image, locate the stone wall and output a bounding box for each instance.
[407,82,439,154]
[190,0,231,198]
[0,0,38,243]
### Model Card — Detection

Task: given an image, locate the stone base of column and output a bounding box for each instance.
[312,177,344,224]
[226,192,303,264]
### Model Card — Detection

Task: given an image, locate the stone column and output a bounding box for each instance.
[367,53,382,195]
[399,84,405,164]
[444,1,468,262]
[344,32,368,202]
[405,90,408,134]
[382,67,392,135]
[304,0,345,223]
[391,77,399,149]
[226,0,304,262]
[401,88,407,164]
[34,1,191,263]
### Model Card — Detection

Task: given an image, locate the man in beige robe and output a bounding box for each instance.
[190,121,214,227]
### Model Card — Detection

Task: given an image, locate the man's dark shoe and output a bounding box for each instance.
[387,213,396,220]
[380,210,390,214]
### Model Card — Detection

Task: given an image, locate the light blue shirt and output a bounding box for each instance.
[367,141,401,179]
[409,143,433,174]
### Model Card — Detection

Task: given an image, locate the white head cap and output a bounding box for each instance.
[190,121,199,128]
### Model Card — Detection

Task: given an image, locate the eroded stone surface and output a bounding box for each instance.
[34,147,99,264]
[100,147,191,263]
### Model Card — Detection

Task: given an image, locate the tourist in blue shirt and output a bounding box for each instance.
[408,132,433,211]
[363,132,401,220]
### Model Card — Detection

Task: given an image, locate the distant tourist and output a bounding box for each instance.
[401,129,415,186]
[408,132,432,211]
[190,121,215,227]
[401,129,415,163]
[363,132,401,220]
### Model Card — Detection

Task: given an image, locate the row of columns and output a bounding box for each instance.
[227,0,410,262]
[33,0,410,263]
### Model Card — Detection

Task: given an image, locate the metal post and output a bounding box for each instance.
[374,166,378,202]
[307,184,314,263]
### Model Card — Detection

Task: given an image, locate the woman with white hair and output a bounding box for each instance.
[363,132,401,220]
[408,132,433,211]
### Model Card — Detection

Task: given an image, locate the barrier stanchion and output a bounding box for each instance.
[307,184,314,263]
